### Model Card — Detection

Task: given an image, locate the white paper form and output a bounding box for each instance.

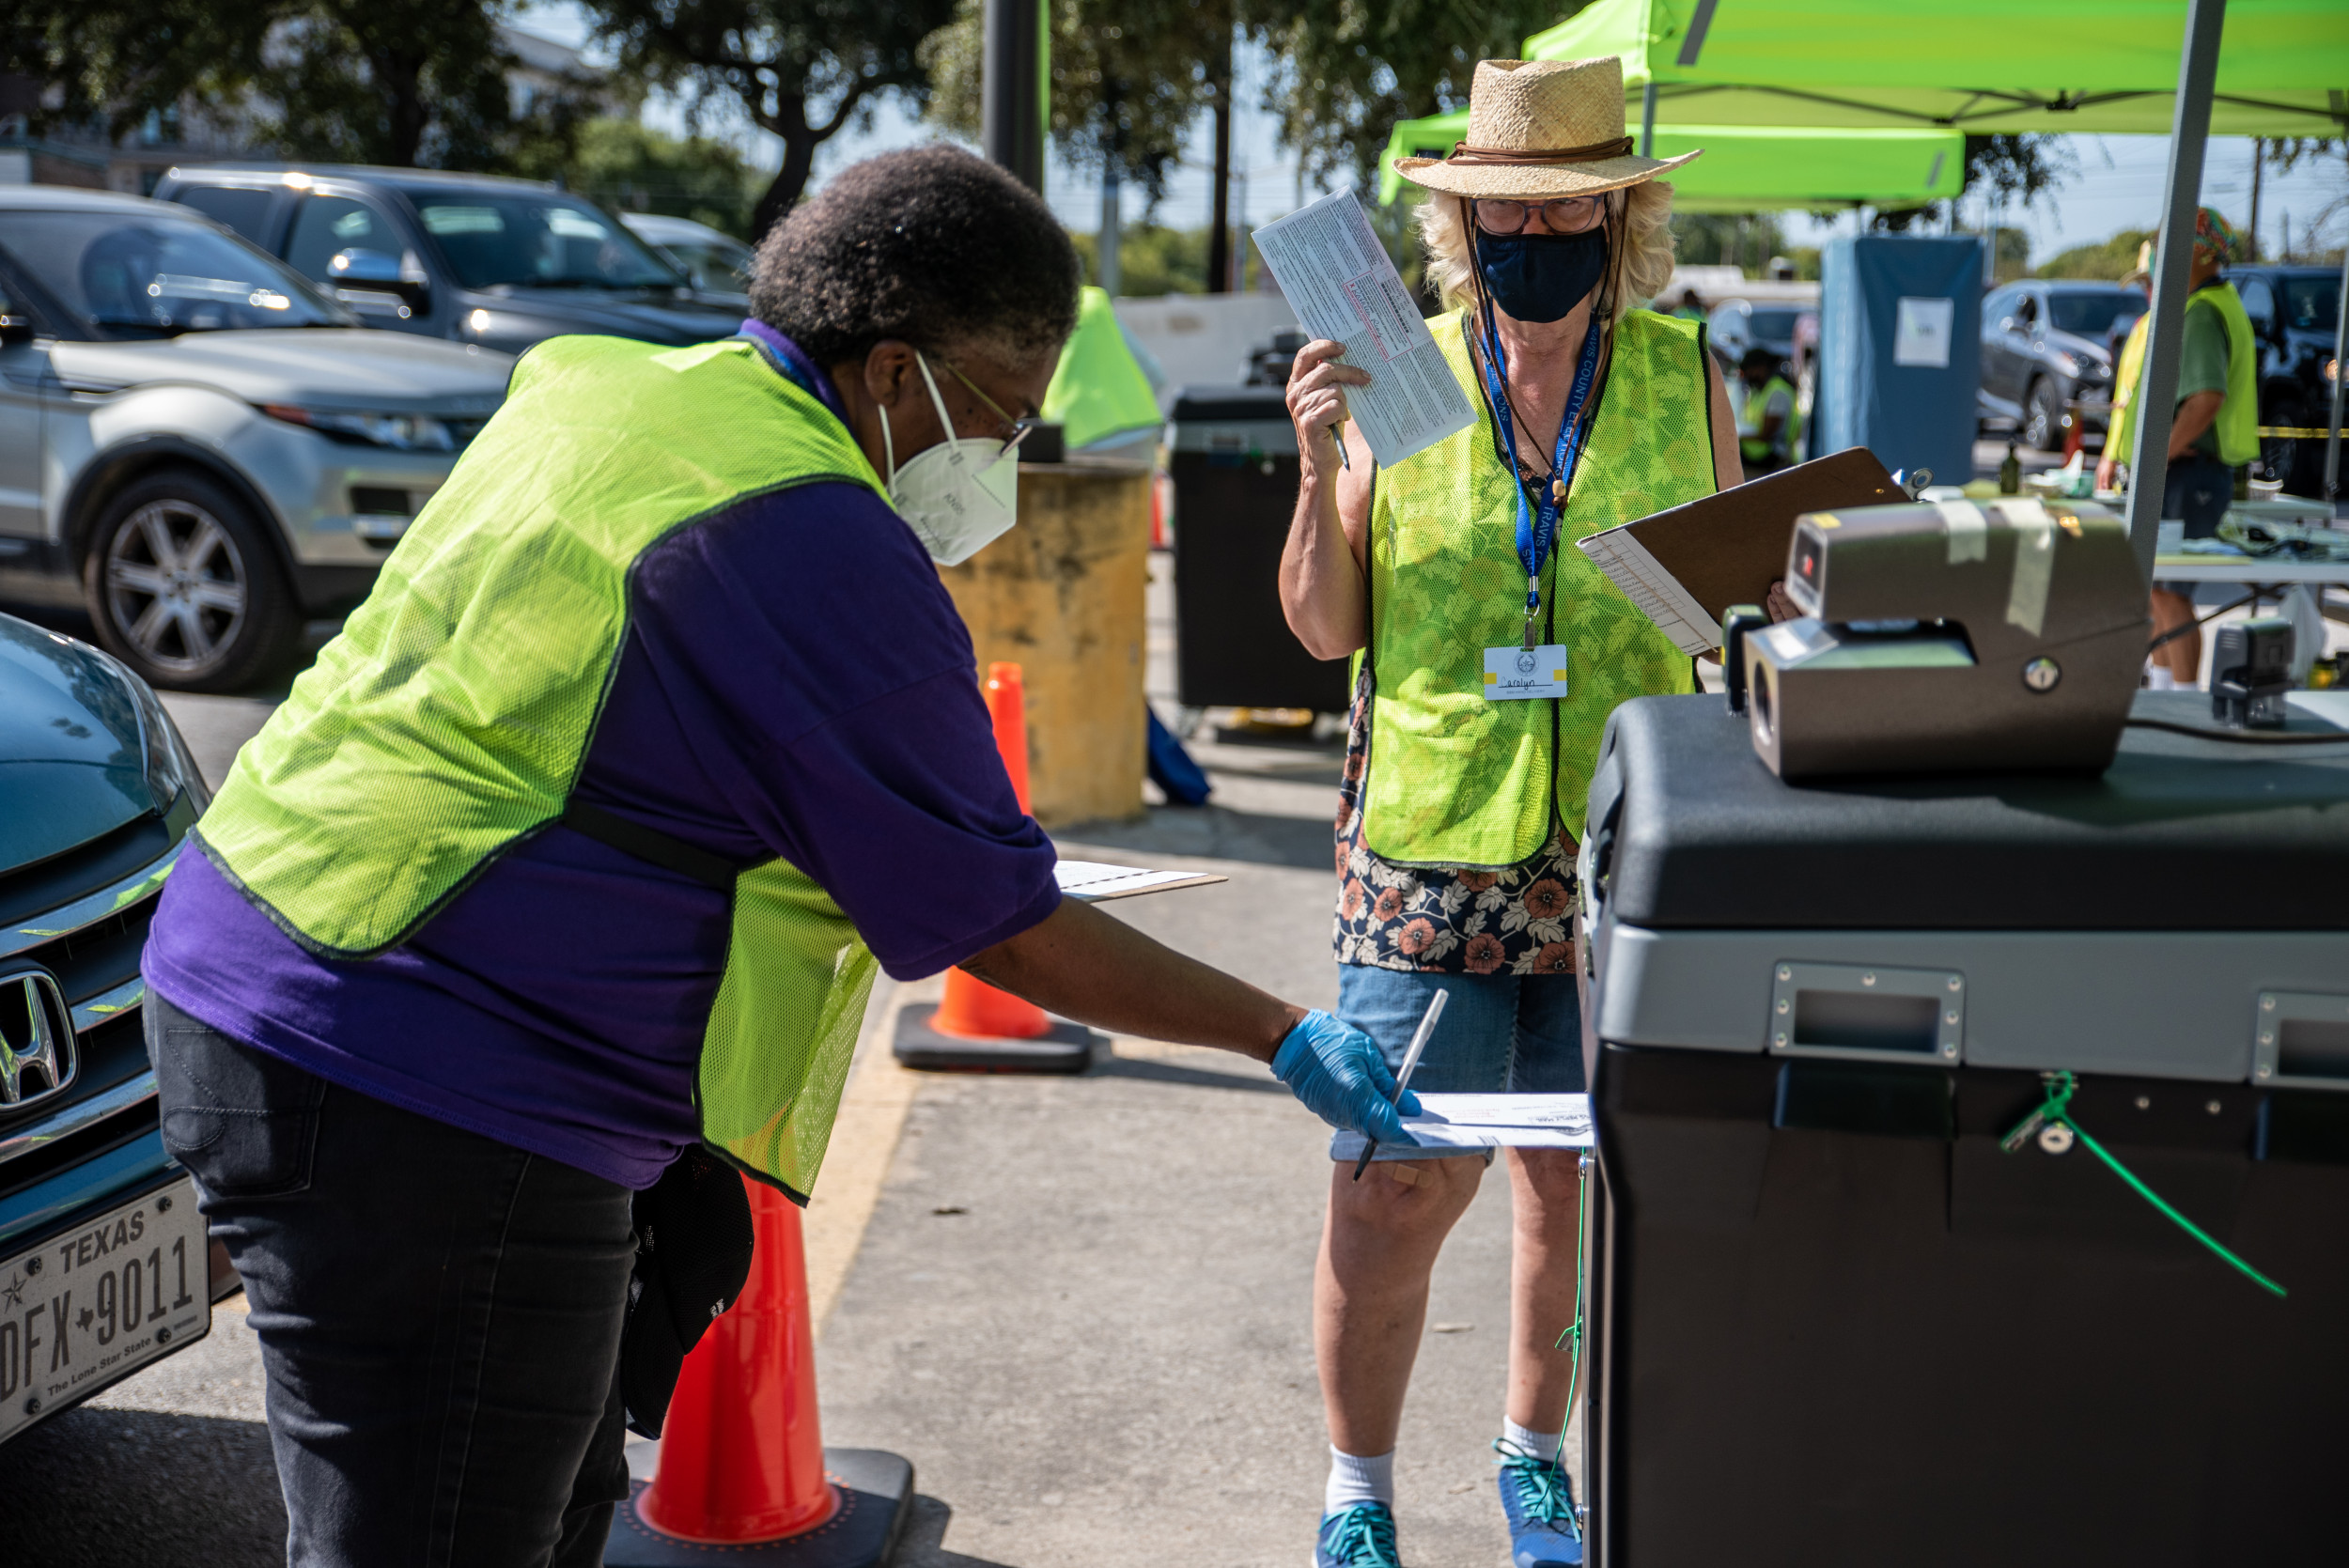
[1576,530,1719,656]
[1333,1094,1596,1157]
[1251,191,1478,468]
[1053,860,1227,902]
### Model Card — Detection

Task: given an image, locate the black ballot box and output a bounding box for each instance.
[1165,385,1350,714]
[1574,690,2349,1568]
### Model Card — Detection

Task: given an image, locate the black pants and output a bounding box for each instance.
[148,992,638,1568]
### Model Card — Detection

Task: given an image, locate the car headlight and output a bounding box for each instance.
[261,403,463,452]
[2050,350,2082,377]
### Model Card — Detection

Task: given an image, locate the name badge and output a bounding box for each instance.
[1483,644,1569,701]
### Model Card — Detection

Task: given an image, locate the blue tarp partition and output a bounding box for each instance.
[1816,236,1983,487]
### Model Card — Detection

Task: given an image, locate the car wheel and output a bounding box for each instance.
[83,470,299,693]
[2022,377,2062,453]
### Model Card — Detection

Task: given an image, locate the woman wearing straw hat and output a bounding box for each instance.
[1279,56,1761,1568]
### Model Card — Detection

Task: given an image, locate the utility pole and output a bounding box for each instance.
[1206,18,1234,294]
[2248,137,2263,260]
[983,0,1049,194]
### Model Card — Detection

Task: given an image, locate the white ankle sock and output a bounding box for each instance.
[1325,1447,1395,1514]
[2147,665,2178,691]
[1502,1417,1562,1465]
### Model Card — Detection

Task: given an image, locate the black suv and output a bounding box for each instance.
[0,610,232,1448]
[152,165,746,356]
[2223,264,2341,495]
[1978,279,2145,451]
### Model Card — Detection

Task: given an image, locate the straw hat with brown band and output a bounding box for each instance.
[1392,56,1701,201]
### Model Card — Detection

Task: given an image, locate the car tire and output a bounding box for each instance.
[2262,400,2324,496]
[83,470,300,693]
[2022,377,2062,453]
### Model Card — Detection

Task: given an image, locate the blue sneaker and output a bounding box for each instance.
[1315,1501,1403,1568]
[1494,1439,1583,1567]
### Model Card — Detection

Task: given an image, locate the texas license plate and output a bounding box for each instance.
[0,1177,210,1442]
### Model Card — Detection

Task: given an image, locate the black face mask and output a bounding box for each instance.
[1476,226,1609,324]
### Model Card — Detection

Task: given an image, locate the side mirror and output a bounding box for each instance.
[0,291,30,348]
[329,248,430,310]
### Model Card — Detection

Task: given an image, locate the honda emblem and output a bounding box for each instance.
[0,969,76,1109]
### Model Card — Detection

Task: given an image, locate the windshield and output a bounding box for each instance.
[2048,289,2140,339]
[660,236,755,295]
[2283,275,2339,334]
[1746,308,1804,343]
[409,192,681,290]
[0,211,351,336]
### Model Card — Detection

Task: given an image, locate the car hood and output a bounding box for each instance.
[0,616,153,870]
[50,331,514,413]
[474,287,745,347]
[2046,329,2111,366]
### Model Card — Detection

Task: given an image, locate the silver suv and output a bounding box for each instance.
[0,185,513,691]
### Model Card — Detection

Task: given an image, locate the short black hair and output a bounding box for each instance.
[751,146,1081,370]
[1741,345,1781,372]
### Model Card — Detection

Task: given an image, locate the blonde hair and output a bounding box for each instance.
[1415,181,1678,323]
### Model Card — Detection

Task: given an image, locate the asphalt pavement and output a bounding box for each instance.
[2,567,1541,1567]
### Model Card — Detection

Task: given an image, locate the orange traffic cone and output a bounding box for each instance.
[603,1175,911,1566]
[892,661,1096,1072]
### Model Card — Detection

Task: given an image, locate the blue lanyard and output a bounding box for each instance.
[1474,300,1604,645]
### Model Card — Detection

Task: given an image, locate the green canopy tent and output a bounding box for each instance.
[1523,0,2349,138]
[1519,0,2349,565]
[1375,112,1964,211]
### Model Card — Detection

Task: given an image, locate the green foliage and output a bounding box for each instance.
[1068,224,1274,295]
[1671,213,1789,273]
[516,118,762,236]
[1261,0,1573,188]
[1986,225,2030,284]
[0,0,270,140]
[2037,227,2155,281]
[922,0,1221,204]
[581,0,959,238]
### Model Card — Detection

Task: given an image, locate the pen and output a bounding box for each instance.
[1352,988,1446,1181]
[1332,419,1350,470]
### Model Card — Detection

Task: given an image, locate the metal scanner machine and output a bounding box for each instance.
[1573,513,2349,1565]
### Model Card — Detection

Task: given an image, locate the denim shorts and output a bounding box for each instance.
[1329,965,1586,1163]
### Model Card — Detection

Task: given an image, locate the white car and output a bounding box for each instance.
[617,213,754,309]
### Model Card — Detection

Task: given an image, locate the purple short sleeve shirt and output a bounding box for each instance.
[144,329,1059,1188]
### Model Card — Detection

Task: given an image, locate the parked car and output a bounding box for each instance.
[617,212,754,309]
[1706,299,1813,375]
[154,165,747,355]
[2222,263,2341,495]
[1977,279,2143,451]
[0,610,231,1451]
[0,185,512,691]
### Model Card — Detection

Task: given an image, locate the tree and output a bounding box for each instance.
[1,0,271,141]
[1259,0,1568,189]
[583,0,958,240]
[519,118,765,236]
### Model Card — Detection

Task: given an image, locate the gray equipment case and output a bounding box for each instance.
[1576,689,2349,1568]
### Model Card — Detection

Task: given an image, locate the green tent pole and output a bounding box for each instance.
[2125,0,2228,580]
[2326,241,2347,504]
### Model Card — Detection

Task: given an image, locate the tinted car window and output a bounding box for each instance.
[173,185,276,245]
[2046,289,2139,339]
[287,194,400,284]
[1983,286,2020,325]
[2237,277,2276,332]
[661,235,754,294]
[2283,276,2339,334]
[0,211,350,335]
[1746,307,1803,343]
[407,193,678,290]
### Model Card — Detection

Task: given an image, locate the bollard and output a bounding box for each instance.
[893,661,1097,1073]
[604,1176,911,1566]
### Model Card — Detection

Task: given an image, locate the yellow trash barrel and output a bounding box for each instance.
[936,458,1153,828]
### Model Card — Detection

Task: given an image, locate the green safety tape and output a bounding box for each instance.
[2003,1071,2286,1299]
[1548,1150,1594,1543]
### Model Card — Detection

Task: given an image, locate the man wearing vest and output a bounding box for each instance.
[140,147,1415,1568]
[2096,207,2257,687]
[1735,344,1798,474]
[1278,58,1782,1568]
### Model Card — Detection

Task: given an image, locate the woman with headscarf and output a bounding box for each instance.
[1279,57,1768,1568]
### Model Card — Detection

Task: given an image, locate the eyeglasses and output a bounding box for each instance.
[1473,196,1607,236]
[941,358,1036,458]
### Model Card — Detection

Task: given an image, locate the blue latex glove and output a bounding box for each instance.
[1270,1010,1421,1145]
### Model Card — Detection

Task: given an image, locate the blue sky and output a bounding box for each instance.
[517,3,2347,270]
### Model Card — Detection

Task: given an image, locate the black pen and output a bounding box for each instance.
[1352,989,1446,1181]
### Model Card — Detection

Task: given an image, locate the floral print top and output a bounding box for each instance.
[1332,664,1579,975]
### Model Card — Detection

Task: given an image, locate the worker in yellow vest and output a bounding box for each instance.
[1735,344,1799,473]
[1276,56,1794,1568]
[2097,208,2259,686]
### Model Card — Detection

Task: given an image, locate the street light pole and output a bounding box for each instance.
[2123,0,2226,582]
[983,0,1049,194]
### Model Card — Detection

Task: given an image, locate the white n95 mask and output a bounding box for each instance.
[880,352,1020,566]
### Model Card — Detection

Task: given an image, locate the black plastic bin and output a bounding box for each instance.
[1166,384,1348,713]
[1575,689,2349,1568]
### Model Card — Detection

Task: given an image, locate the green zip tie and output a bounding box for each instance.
[2003,1071,2286,1298]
